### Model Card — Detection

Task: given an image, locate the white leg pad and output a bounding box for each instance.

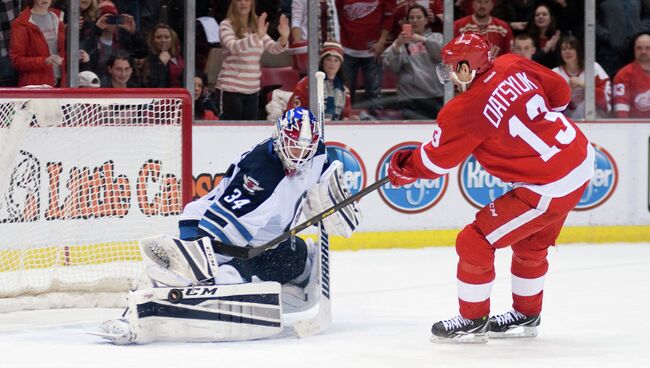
[91,282,283,344]
[282,238,320,313]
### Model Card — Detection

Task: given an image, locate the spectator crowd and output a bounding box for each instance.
[1,0,649,120]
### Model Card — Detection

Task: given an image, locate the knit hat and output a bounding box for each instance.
[320,41,344,62]
[78,71,100,88]
[99,1,119,15]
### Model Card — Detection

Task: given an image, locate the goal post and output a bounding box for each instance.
[0,88,193,312]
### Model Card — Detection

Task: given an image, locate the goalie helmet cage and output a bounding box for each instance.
[0,88,193,312]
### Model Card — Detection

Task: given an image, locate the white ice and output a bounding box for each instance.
[1,243,649,368]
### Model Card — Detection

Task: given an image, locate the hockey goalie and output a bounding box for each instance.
[92,107,361,344]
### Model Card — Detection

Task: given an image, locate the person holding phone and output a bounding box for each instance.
[382,4,444,119]
[80,1,143,79]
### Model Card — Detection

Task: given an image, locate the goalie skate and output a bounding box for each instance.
[488,310,540,338]
[430,315,489,344]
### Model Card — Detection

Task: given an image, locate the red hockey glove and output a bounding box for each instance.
[387,149,417,186]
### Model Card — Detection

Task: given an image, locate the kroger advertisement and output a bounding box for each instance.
[192,122,650,232]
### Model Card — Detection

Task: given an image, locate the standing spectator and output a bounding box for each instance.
[217,0,289,121]
[337,0,396,118]
[552,35,611,119]
[501,0,535,36]
[194,73,219,120]
[512,33,536,60]
[597,0,650,77]
[287,41,356,121]
[613,33,650,119]
[79,0,98,42]
[526,2,560,69]
[10,0,66,87]
[291,0,340,44]
[81,1,142,79]
[144,23,185,88]
[0,0,19,86]
[392,0,443,36]
[454,0,513,57]
[100,51,136,88]
[383,4,444,120]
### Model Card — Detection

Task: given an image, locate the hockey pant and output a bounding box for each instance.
[455,182,588,319]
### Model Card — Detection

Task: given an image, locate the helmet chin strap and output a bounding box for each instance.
[451,70,476,92]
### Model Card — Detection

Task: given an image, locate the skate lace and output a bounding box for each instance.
[494,310,526,326]
[441,315,473,331]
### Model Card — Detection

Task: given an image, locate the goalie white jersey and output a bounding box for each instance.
[179,138,328,262]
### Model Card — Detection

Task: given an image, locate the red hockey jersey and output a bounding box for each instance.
[454,15,513,56]
[337,0,396,55]
[402,54,594,198]
[613,61,650,118]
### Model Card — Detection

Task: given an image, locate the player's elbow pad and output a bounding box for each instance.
[303,161,362,238]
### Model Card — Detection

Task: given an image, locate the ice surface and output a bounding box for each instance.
[1,243,649,368]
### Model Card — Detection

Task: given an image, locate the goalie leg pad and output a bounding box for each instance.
[282,238,320,313]
[304,160,362,238]
[140,235,219,286]
[93,282,283,344]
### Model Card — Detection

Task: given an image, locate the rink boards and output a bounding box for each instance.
[192,121,650,249]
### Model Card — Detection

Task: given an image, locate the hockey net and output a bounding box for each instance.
[0,89,192,312]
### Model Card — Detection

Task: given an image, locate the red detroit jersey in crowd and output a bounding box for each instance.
[613,61,650,118]
[405,54,593,198]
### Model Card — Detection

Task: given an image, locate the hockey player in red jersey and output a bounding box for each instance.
[387,32,595,343]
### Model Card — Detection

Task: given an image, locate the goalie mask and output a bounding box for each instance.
[273,107,320,176]
[436,32,494,92]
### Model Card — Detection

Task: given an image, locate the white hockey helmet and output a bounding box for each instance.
[273,107,320,175]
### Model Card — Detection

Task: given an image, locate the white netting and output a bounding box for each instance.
[0,90,190,311]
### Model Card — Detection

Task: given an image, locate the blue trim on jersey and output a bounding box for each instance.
[199,218,234,245]
[203,208,228,228]
[209,203,254,242]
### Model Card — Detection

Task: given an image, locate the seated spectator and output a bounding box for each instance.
[81,1,144,78]
[454,0,512,56]
[613,33,650,119]
[552,35,611,119]
[78,70,100,88]
[291,0,340,44]
[100,51,137,88]
[194,73,219,120]
[383,4,444,120]
[217,0,289,120]
[10,0,67,87]
[512,33,536,60]
[287,41,356,121]
[129,47,148,87]
[526,3,561,69]
[144,23,185,88]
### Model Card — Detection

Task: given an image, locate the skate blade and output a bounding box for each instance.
[489,326,538,339]
[429,333,488,344]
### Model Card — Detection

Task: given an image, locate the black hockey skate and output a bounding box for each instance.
[430,315,489,343]
[488,309,540,338]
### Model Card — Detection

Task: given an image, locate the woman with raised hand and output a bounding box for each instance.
[217,0,289,121]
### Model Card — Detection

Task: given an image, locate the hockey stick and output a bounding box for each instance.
[211,176,390,259]
[293,222,331,337]
[315,71,326,141]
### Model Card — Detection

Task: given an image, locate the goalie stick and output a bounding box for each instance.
[293,222,331,337]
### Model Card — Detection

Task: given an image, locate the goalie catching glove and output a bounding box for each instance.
[303,160,362,238]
